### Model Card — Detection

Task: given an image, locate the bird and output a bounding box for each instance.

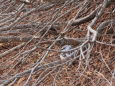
[60,45,75,60]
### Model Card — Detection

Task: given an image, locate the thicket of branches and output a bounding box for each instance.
[0,0,115,86]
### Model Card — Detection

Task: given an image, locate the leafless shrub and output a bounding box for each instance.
[0,0,115,86]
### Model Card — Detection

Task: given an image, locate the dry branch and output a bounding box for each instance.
[1,59,71,86]
[0,3,54,31]
[97,19,115,33]
[0,43,25,58]
[71,2,100,26]
[87,0,110,41]
[0,0,114,86]
[0,36,33,43]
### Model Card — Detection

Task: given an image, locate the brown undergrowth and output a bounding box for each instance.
[0,0,115,86]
